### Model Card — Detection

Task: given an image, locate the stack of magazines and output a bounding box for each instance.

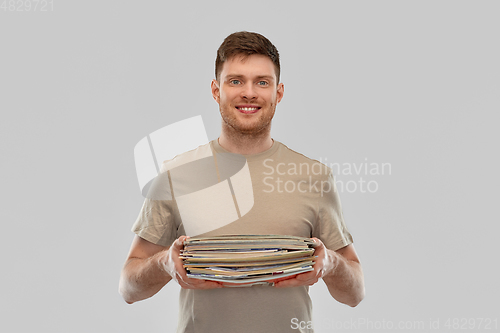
[181,235,317,285]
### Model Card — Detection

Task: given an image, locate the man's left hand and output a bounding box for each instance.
[272,237,338,288]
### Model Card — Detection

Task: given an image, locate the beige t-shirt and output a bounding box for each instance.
[132,139,353,333]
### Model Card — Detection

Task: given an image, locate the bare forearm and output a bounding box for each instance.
[323,249,365,307]
[119,252,172,304]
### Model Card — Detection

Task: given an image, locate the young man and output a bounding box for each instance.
[119,31,364,332]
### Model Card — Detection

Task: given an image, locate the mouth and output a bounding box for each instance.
[236,105,261,114]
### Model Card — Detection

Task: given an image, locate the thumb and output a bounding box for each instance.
[311,237,323,248]
[173,236,188,250]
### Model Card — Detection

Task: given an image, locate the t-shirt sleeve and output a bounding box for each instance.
[313,170,353,251]
[131,197,180,247]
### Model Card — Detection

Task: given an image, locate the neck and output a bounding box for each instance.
[218,123,273,155]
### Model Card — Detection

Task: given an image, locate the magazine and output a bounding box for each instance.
[181,235,317,285]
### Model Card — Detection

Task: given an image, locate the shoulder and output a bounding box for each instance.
[273,141,333,178]
[160,141,213,173]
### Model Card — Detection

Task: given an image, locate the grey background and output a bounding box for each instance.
[1,0,498,332]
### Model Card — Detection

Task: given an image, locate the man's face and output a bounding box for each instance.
[211,54,284,136]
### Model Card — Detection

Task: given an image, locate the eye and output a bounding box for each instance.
[230,79,241,85]
[257,81,269,86]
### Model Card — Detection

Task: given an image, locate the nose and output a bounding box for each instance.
[241,83,258,100]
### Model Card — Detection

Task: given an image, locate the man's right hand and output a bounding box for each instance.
[161,236,223,290]
[119,235,222,304]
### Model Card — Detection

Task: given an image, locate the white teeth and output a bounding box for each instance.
[239,107,258,111]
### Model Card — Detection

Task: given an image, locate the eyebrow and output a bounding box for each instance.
[224,74,275,82]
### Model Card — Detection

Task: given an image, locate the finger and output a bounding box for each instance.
[171,238,184,252]
[180,279,222,289]
[295,271,317,281]
[178,273,220,286]
[270,270,317,285]
[220,281,255,288]
[178,236,190,247]
[274,277,318,288]
[198,281,222,289]
[176,269,203,284]
[270,274,298,283]
[189,281,221,289]
[311,237,323,248]
[274,278,302,288]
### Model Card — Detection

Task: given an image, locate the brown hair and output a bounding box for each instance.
[215,31,280,83]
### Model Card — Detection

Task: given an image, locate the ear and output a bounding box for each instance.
[276,82,284,104]
[211,79,220,104]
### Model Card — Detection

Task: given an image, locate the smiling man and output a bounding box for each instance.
[120,31,365,333]
[213,52,283,152]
